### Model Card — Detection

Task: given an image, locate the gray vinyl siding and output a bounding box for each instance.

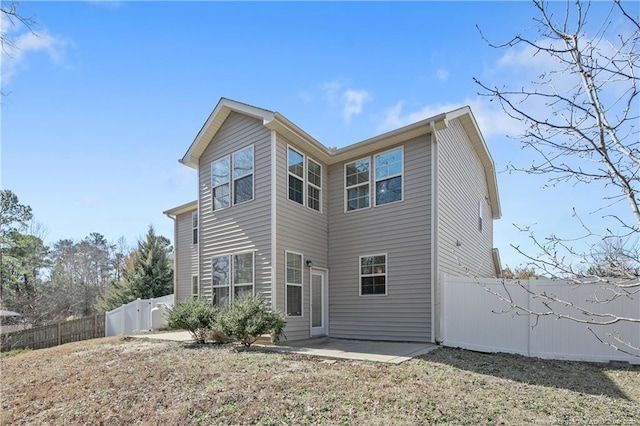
[175,209,198,302]
[274,135,329,341]
[328,136,432,342]
[198,112,273,304]
[436,118,495,277]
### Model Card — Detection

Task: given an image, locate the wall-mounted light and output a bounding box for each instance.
[306,260,313,267]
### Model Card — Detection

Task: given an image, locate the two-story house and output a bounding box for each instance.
[164,98,501,343]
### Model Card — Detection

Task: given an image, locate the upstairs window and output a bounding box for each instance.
[345,158,370,211]
[211,145,254,210]
[374,148,403,206]
[192,212,198,245]
[288,147,304,205]
[233,146,254,205]
[360,254,387,296]
[307,158,322,212]
[212,157,230,210]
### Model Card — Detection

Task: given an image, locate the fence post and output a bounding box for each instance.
[57,322,61,346]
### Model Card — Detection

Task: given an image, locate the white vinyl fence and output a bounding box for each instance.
[105,294,174,337]
[440,275,639,365]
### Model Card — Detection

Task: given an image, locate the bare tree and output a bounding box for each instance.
[0,0,35,52]
[475,0,639,356]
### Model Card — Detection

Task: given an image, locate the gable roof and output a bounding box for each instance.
[179,98,500,219]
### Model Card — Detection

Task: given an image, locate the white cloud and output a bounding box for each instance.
[435,68,449,82]
[377,98,524,139]
[341,89,372,123]
[1,21,67,82]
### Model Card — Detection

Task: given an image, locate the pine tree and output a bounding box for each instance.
[99,226,173,311]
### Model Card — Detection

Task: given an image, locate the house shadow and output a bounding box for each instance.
[421,347,636,400]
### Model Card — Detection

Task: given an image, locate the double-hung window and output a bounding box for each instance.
[307,158,322,212]
[285,251,303,316]
[233,146,254,205]
[288,147,304,205]
[192,212,198,245]
[210,252,255,306]
[374,148,403,206]
[345,158,370,211]
[211,145,254,210]
[212,157,230,210]
[360,254,387,295]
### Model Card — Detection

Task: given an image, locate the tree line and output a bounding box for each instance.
[0,190,173,326]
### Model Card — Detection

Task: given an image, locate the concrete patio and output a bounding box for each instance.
[131,331,438,364]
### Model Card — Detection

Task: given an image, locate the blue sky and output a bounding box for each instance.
[2,1,637,270]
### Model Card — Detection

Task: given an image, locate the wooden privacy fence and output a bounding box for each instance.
[0,314,105,352]
[440,274,639,365]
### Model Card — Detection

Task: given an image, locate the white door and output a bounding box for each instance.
[310,269,327,336]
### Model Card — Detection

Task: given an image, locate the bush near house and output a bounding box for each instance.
[165,299,221,344]
[166,294,285,346]
[217,294,286,347]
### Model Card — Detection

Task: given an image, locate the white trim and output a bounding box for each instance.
[270,130,278,310]
[373,146,404,207]
[306,157,322,213]
[358,253,388,296]
[191,211,198,245]
[285,250,304,317]
[191,275,199,299]
[310,267,328,337]
[344,156,371,213]
[287,145,305,206]
[430,124,440,344]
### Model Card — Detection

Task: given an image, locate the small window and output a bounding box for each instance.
[233,146,254,205]
[285,251,303,316]
[288,147,304,204]
[233,252,254,300]
[478,200,483,232]
[345,158,370,211]
[212,157,230,210]
[360,254,387,296]
[211,255,230,306]
[191,275,199,299]
[192,212,198,245]
[374,148,403,206]
[307,158,322,212]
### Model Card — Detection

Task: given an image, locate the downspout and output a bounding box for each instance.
[164,212,178,298]
[429,121,442,344]
[270,129,278,310]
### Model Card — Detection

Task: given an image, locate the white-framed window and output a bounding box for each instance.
[307,158,322,212]
[210,252,255,306]
[192,275,199,299]
[359,254,387,296]
[285,251,303,317]
[345,157,370,211]
[212,156,230,210]
[374,147,403,206]
[478,200,483,232]
[192,212,198,245]
[211,145,254,210]
[233,252,254,300]
[288,147,304,205]
[233,145,254,205]
[211,255,230,306]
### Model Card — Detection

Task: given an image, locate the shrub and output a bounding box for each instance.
[217,293,286,347]
[165,299,221,344]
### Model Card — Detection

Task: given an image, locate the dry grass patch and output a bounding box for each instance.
[1,337,638,425]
